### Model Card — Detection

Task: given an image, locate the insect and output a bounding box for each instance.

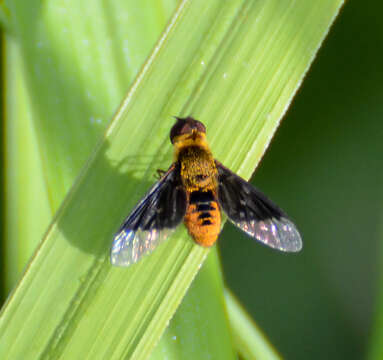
[111,117,302,266]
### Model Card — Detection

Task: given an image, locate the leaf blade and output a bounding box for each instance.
[0,0,344,359]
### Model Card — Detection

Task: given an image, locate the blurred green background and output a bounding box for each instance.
[220,1,383,359]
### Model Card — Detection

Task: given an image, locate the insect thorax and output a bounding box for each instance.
[178,146,217,192]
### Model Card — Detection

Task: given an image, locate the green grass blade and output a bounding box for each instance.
[225,290,281,360]
[3,0,176,292]
[4,37,52,294]
[1,0,344,359]
[3,1,234,358]
[151,252,236,360]
[4,0,178,210]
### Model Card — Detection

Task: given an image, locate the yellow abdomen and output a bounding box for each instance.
[184,193,221,247]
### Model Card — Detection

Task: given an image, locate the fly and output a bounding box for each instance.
[111,117,302,266]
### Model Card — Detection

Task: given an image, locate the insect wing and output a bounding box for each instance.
[216,162,302,252]
[111,165,187,266]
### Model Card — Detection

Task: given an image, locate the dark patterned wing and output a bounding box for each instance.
[111,164,187,266]
[216,161,302,252]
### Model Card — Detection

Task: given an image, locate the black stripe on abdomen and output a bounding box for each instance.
[189,190,216,226]
[189,190,215,203]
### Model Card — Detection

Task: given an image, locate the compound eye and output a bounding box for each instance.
[195,121,206,134]
[170,117,206,143]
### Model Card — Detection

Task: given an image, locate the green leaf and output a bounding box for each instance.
[225,290,281,360]
[151,253,236,360]
[4,37,52,293]
[1,0,344,359]
[3,0,177,290]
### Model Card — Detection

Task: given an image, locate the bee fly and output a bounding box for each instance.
[111,117,302,266]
